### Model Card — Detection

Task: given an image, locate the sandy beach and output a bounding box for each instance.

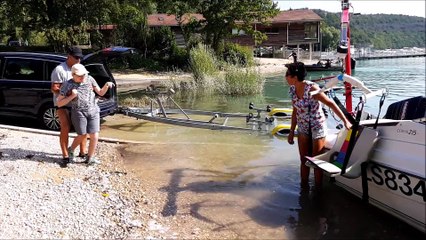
[112,57,310,88]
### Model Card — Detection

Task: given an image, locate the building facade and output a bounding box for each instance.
[147,9,322,59]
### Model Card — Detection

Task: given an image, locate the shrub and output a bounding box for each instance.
[127,54,145,69]
[223,43,254,67]
[147,26,176,59]
[189,43,219,85]
[107,57,128,70]
[107,54,167,71]
[168,45,189,69]
[220,64,264,95]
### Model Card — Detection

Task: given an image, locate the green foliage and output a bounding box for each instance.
[134,58,167,71]
[28,32,48,46]
[168,45,189,69]
[220,65,264,95]
[144,26,189,69]
[186,43,264,95]
[127,54,146,69]
[158,0,279,53]
[222,43,254,67]
[89,30,105,50]
[0,45,54,52]
[115,4,147,48]
[0,0,155,50]
[108,54,167,71]
[314,9,425,49]
[147,26,176,58]
[189,43,219,85]
[320,23,340,51]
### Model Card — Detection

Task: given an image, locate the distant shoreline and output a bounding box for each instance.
[355,53,425,60]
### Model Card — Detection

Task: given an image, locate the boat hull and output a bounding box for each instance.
[304,65,343,72]
[335,119,426,233]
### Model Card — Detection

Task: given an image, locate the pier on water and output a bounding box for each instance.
[355,53,426,60]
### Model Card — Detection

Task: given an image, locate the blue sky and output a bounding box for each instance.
[276,0,426,17]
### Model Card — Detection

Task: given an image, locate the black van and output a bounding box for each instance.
[0,47,134,130]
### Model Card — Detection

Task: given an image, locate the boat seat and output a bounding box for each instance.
[305,126,378,178]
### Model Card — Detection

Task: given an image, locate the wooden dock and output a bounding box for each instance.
[355,53,426,60]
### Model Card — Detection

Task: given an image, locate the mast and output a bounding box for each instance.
[337,0,353,112]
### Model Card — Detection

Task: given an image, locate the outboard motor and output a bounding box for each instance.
[384,96,426,120]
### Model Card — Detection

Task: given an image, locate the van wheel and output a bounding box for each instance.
[38,105,60,130]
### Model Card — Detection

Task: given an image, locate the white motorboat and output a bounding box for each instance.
[336,114,425,233]
[307,72,425,233]
[305,0,426,233]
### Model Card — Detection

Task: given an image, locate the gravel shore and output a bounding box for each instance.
[0,127,169,239]
[0,59,300,238]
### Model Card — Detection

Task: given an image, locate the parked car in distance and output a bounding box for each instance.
[0,47,135,130]
[7,40,26,47]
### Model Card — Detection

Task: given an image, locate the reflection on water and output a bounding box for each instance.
[101,57,425,238]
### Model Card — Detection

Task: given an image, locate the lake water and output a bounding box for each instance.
[102,57,425,239]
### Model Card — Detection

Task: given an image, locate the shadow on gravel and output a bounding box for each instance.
[0,148,61,164]
[0,116,41,129]
[0,115,109,132]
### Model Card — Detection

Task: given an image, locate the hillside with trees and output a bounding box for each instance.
[314,9,426,50]
[1,2,424,62]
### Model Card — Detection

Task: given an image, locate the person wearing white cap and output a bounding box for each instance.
[56,63,115,166]
[51,46,87,167]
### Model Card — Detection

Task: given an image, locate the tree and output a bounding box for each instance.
[157,0,279,53]
[0,0,155,51]
[0,0,115,50]
[320,24,340,51]
[113,0,156,55]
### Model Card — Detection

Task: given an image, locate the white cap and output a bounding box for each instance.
[71,63,89,76]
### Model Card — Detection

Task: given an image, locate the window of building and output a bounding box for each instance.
[304,24,318,39]
[262,27,279,35]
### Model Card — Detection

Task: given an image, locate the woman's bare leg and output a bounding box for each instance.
[70,135,86,152]
[312,137,326,188]
[88,132,99,158]
[57,108,70,158]
[297,133,311,188]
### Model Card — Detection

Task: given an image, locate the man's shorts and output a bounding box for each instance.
[71,109,100,135]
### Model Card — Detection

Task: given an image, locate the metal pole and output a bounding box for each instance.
[341,0,353,112]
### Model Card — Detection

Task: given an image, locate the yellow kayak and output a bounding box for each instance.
[268,108,293,117]
[271,123,297,137]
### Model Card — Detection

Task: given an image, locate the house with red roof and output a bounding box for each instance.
[147,9,323,59]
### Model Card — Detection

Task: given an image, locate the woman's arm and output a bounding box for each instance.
[91,76,114,96]
[290,106,297,132]
[57,89,77,107]
[312,85,352,130]
[51,83,61,94]
[94,82,114,96]
[288,106,297,145]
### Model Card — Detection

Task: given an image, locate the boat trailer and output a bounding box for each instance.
[118,86,292,134]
